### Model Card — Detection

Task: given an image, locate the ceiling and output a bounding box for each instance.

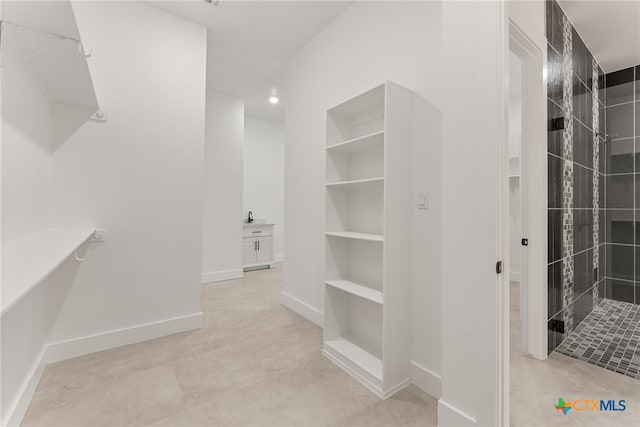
[148,0,352,122]
[559,0,640,73]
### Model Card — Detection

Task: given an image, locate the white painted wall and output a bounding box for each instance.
[0,36,53,425]
[1,52,51,243]
[45,1,207,347]
[202,91,244,283]
[283,1,442,395]
[510,0,546,51]
[243,116,285,261]
[439,1,507,425]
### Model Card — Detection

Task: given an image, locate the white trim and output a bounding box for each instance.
[46,312,203,363]
[322,345,410,399]
[4,348,48,427]
[274,254,283,262]
[437,399,476,426]
[281,291,323,326]
[509,17,548,362]
[201,268,243,284]
[509,271,521,282]
[410,361,442,399]
[4,312,202,426]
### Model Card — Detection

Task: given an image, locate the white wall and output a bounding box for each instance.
[283,1,442,395]
[439,1,508,425]
[243,116,285,261]
[45,0,207,348]
[509,0,546,51]
[1,49,51,243]
[0,36,53,425]
[202,91,244,283]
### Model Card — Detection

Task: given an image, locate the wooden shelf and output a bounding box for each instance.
[1,228,95,315]
[326,177,384,188]
[325,231,384,243]
[326,131,384,153]
[325,337,382,381]
[325,279,383,304]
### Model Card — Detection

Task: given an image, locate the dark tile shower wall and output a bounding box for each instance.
[602,65,640,304]
[546,0,604,353]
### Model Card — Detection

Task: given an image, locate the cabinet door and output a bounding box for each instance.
[256,237,272,263]
[243,239,257,265]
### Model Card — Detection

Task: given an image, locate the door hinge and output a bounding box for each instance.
[496,261,503,274]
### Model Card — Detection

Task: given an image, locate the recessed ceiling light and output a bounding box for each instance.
[269,96,279,104]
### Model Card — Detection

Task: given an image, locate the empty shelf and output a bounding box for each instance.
[1,15,99,113]
[325,280,383,304]
[325,337,382,380]
[325,231,384,242]
[1,227,95,315]
[326,177,384,188]
[326,131,384,153]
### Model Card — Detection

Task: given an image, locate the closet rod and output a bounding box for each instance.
[0,19,90,67]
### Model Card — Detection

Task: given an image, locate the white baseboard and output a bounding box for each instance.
[274,254,283,262]
[322,346,410,399]
[4,312,202,426]
[281,291,323,327]
[411,361,442,399]
[46,312,203,363]
[201,268,243,284]
[438,399,476,426]
[510,271,521,282]
[4,348,48,427]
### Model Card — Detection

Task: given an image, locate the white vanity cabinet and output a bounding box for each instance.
[242,224,274,270]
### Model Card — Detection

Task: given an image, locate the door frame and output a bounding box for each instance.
[507,19,548,362]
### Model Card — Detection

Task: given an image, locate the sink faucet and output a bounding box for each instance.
[248,211,253,223]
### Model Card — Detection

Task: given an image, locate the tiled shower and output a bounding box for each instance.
[602,65,640,304]
[546,0,640,378]
[546,0,604,353]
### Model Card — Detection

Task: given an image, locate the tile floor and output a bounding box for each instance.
[510,282,640,426]
[556,299,640,379]
[20,271,640,426]
[22,264,437,426]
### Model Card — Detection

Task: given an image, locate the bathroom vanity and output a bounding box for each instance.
[242,223,274,271]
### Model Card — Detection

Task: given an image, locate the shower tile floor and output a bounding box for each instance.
[556,299,640,379]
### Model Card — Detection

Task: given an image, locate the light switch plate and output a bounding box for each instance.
[417,191,428,209]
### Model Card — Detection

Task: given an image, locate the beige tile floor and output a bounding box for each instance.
[510,282,640,426]
[22,269,639,426]
[22,264,437,426]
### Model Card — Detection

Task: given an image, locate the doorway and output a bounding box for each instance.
[508,51,526,354]
[507,20,548,361]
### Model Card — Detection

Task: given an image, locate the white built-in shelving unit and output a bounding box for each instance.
[323,82,424,398]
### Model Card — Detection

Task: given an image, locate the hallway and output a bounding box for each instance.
[22,265,437,426]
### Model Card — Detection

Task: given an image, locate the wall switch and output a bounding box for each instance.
[91,229,106,242]
[417,191,428,209]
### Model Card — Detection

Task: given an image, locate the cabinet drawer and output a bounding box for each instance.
[243,226,272,237]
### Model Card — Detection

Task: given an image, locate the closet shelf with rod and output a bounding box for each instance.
[1,228,96,315]
[0,13,100,116]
